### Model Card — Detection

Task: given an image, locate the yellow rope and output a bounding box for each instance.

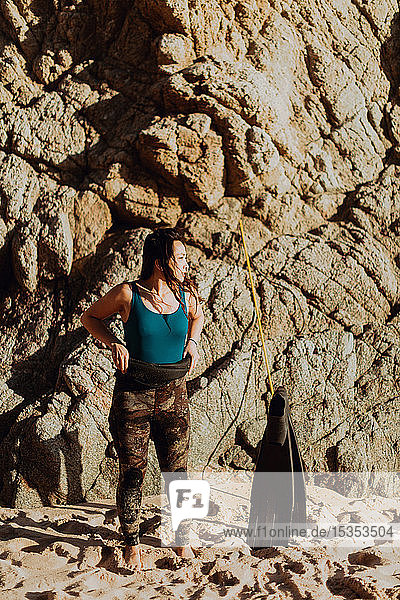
[238,219,274,398]
[239,220,300,516]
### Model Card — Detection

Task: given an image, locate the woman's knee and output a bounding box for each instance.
[121,466,144,488]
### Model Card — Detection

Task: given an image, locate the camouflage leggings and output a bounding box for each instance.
[108,374,191,546]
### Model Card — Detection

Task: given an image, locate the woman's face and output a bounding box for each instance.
[169,240,189,282]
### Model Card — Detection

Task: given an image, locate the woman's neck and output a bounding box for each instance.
[138,275,172,297]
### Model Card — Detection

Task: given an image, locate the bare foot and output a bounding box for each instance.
[174,545,195,559]
[123,544,142,570]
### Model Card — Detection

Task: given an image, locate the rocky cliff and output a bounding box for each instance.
[1,0,400,507]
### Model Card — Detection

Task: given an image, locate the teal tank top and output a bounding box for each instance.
[123,281,189,364]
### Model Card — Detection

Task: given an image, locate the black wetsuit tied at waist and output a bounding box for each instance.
[115,355,191,391]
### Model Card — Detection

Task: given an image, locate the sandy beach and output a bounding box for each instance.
[1,486,400,600]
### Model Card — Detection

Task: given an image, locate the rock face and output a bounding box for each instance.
[1,0,400,506]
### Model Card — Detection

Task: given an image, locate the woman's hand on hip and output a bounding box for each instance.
[110,342,129,374]
[183,340,199,376]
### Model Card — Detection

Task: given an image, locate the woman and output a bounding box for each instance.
[80,227,205,570]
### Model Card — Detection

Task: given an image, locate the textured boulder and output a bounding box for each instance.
[103,165,182,228]
[73,191,112,260]
[137,113,226,209]
[1,0,400,506]
[0,153,40,224]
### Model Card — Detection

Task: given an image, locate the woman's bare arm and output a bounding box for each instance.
[187,289,205,343]
[80,283,131,372]
[183,289,205,376]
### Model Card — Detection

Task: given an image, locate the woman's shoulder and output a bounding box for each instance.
[113,282,135,309]
[116,282,135,323]
[185,286,203,318]
[118,281,136,294]
[186,286,201,303]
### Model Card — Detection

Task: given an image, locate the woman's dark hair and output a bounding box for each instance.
[139,227,202,319]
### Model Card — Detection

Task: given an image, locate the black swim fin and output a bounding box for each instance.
[246,385,306,548]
